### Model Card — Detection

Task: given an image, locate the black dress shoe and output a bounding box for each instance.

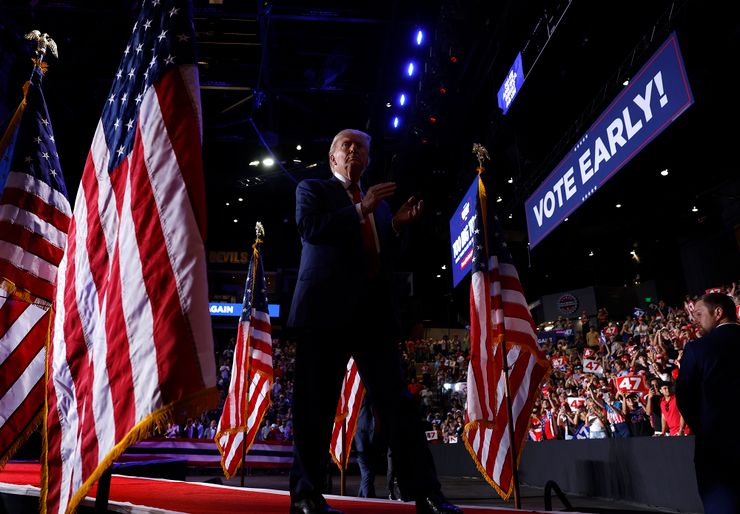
[416,494,464,514]
[289,496,343,514]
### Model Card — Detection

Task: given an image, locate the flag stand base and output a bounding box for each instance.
[95,466,113,513]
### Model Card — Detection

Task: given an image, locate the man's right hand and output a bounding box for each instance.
[360,182,397,216]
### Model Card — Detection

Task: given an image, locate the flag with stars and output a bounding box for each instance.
[42,1,216,512]
[216,239,273,479]
[0,64,70,469]
[463,175,550,501]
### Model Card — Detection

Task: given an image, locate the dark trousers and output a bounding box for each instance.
[696,463,740,514]
[289,328,440,502]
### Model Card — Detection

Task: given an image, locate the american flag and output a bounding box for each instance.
[0,64,70,467]
[42,1,216,512]
[216,238,273,479]
[329,358,365,470]
[463,176,550,500]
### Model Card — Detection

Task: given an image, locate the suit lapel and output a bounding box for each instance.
[328,176,353,207]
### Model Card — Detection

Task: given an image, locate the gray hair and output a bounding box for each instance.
[329,129,371,156]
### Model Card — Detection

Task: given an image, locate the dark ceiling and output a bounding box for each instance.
[1,0,739,325]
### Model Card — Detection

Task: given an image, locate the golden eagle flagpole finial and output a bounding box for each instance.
[472,143,490,174]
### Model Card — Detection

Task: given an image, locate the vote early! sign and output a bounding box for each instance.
[525,33,693,248]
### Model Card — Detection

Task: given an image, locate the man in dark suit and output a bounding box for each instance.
[287,129,462,514]
[676,292,740,514]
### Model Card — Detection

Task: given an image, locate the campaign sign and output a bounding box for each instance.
[209,302,280,318]
[582,358,604,376]
[450,176,480,287]
[567,397,586,409]
[497,52,524,115]
[525,33,693,248]
[614,374,649,396]
[551,356,566,371]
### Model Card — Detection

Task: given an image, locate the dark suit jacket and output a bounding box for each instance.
[676,323,740,464]
[288,176,399,331]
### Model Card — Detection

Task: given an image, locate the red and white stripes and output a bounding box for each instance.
[216,308,273,479]
[329,358,365,470]
[464,243,549,499]
[43,64,215,514]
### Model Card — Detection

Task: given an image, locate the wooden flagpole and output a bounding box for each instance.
[473,144,521,509]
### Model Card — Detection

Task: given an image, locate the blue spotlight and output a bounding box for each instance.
[407,62,415,77]
[392,116,400,129]
[416,30,424,46]
[399,93,406,107]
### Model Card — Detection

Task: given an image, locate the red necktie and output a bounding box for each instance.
[349,184,380,278]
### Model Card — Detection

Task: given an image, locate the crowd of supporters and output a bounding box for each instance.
[530,282,739,441]
[166,281,738,446]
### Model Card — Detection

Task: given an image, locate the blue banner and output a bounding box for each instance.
[450,176,480,288]
[0,122,20,193]
[209,302,280,318]
[497,52,524,115]
[525,33,693,248]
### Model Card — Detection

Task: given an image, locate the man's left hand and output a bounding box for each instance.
[392,196,424,231]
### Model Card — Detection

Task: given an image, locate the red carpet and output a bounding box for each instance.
[0,462,553,513]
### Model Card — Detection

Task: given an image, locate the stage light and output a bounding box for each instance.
[407,62,415,77]
[439,87,447,94]
[296,144,302,151]
[564,217,569,221]
[262,157,275,167]
[616,203,622,208]
[660,169,669,176]
[233,219,238,223]
[508,213,513,219]
[691,205,698,212]
[589,250,594,257]
[428,116,437,124]
[249,160,259,166]
[496,196,502,203]
[507,177,513,184]
[306,163,318,168]
[238,197,243,202]
[386,102,392,108]
[399,93,406,106]
[416,30,424,46]
[623,79,630,86]
[441,265,446,270]
[225,202,230,206]
[449,55,458,63]
[436,274,441,278]
[393,116,400,128]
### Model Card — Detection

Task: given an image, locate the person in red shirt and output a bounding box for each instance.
[657,382,686,436]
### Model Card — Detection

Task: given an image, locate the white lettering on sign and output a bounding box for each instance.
[461,201,470,221]
[529,71,673,228]
[502,69,518,108]
[452,214,477,262]
[209,304,235,314]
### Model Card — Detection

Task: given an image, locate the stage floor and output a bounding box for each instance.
[0,463,684,513]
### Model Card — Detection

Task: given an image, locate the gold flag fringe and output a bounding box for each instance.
[41,352,217,514]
